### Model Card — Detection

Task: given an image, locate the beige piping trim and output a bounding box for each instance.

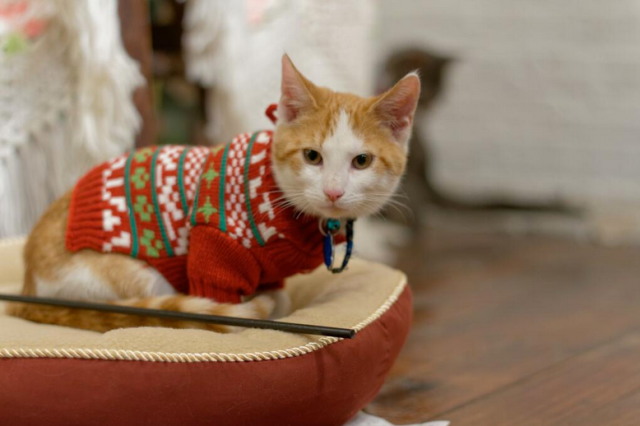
[0,276,407,363]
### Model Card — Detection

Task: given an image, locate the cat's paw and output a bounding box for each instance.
[249,290,291,319]
[268,290,291,319]
[236,294,276,321]
[179,295,274,321]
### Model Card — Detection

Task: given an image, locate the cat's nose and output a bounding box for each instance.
[323,188,344,202]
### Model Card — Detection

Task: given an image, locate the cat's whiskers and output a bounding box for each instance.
[341,192,413,221]
[268,189,319,220]
[383,202,412,223]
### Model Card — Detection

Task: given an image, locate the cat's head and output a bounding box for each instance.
[272,55,420,219]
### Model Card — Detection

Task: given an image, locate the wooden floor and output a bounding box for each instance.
[367,228,640,425]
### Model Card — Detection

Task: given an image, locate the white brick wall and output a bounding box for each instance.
[375,0,640,208]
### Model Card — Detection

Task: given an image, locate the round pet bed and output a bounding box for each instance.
[0,237,412,426]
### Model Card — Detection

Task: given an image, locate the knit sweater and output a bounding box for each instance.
[66,131,324,303]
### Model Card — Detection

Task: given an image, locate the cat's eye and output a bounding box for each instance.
[303,149,322,165]
[352,154,373,170]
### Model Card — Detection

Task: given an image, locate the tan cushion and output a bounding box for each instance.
[0,238,406,359]
[0,236,25,287]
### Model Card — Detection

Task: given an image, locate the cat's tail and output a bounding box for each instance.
[7,294,275,333]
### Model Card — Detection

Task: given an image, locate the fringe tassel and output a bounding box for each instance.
[0,0,143,237]
[54,0,144,163]
[183,0,225,87]
[0,124,67,237]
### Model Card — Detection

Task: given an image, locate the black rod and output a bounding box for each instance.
[0,294,355,339]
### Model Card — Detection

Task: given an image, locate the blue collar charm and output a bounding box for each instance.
[320,218,355,273]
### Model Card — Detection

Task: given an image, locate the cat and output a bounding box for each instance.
[8,55,420,333]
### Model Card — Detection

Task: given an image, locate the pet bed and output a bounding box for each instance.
[0,237,412,426]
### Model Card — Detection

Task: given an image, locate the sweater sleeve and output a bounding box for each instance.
[187,225,261,303]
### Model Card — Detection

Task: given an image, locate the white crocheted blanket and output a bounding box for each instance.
[0,0,143,237]
[347,412,449,426]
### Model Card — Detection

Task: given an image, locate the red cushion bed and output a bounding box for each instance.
[0,237,412,426]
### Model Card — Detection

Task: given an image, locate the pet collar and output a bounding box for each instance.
[320,218,355,273]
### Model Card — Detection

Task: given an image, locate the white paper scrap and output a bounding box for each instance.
[344,411,450,426]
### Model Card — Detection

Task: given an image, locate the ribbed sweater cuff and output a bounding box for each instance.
[187,226,261,304]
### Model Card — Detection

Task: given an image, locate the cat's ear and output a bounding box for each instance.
[278,54,318,123]
[373,72,421,145]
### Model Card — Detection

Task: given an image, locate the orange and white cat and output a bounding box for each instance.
[8,55,420,333]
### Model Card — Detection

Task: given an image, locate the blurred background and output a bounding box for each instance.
[3,0,639,247]
[2,1,640,422]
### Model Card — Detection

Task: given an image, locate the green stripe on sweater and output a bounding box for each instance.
[218,143,231,233]
[124,152,139,257]
[150,148,174,257]
[177,147,191,218]
[244,132,265,247]
[190,151,211,227]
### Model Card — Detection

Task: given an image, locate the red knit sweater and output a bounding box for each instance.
[66,130,324,303]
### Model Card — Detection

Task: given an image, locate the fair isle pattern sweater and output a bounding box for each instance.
[66,131,324,303]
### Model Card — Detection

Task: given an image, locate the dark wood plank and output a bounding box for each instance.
[567,386,640,426]
[118,0,156,147]
[442,333,640,425]
[367,230,640,424]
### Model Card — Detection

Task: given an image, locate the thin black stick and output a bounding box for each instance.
[0,294,355,339]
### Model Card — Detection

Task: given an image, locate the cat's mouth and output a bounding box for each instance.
[315,201,350,219]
